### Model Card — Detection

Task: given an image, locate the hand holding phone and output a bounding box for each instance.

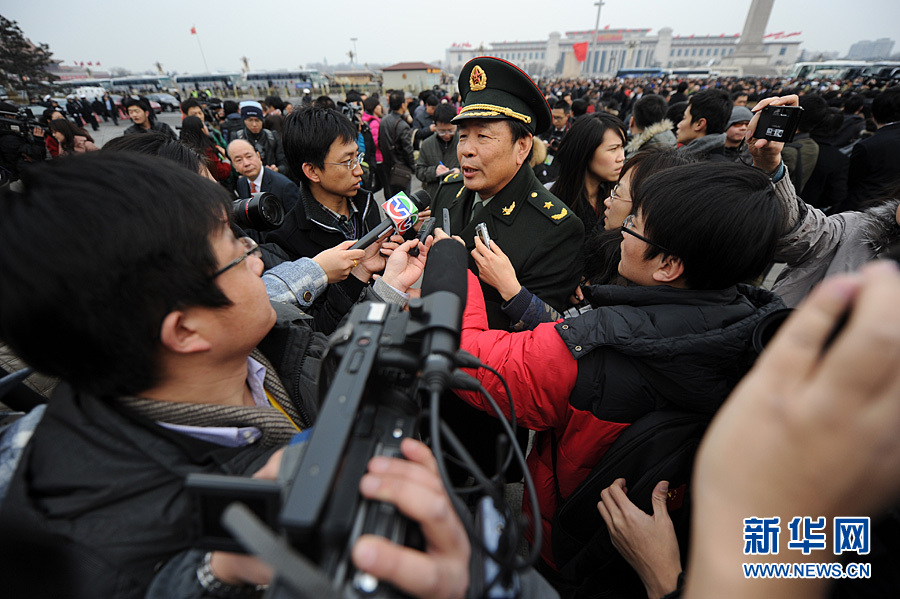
[475,222,492,250]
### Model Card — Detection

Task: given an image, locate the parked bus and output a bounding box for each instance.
[174,72,242,95]
[789,61,869,81]
[244,70,327,93]
[861,62,900,85]
[669,68,717,79]
[109,75,174,93]
[615,67,670,79]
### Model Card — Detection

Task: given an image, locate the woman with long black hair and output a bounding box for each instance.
[549,112,627,234]
[47,118,98,156]
[179,115,232,183]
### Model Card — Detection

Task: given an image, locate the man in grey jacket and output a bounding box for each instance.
[416,103,460,198]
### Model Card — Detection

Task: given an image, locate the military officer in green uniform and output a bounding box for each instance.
[432,56,584,330]
[433,57,584,482]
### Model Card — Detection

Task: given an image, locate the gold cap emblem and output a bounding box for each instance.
[469,65,487,91]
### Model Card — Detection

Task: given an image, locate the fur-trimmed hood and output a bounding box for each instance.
[625,119,676,156]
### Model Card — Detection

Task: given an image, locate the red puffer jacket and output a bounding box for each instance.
[456,270,629,569]
[458,269,783,570]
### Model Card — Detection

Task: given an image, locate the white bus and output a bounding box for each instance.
[109,75,174,93]
[174,73,242,95]
[244,70,327,92]
[789,61,869,80]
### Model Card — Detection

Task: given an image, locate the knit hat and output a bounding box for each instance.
[727,106,754,129]
[240,100,264,120]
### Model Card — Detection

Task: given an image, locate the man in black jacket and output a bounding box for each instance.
[0,153,460,599]
[122,96,176,139]
[233,100,290,178]
[379,91,416,197]
[844,86,900,211]
[267,106,382,262]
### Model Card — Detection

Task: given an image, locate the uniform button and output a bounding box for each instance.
[531,192,538,197]
[303,291,312,302]
[574,345,582,352]
[561,324,569,330]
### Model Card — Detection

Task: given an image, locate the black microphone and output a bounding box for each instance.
[418,239,468,393]
[349,189,432,250]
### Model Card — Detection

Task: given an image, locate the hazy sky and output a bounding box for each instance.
[4,0,898,74]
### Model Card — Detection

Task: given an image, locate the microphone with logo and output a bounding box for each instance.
[349,190,431,251]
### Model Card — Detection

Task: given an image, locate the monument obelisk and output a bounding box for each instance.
[720,0,778,76]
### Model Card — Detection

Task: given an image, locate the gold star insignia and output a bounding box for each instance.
[502,202,515,215]
[544,201,554,209]
[469,65,487,91]
[551,208,568,220]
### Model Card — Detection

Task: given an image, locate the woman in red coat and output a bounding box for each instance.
[179,115,232,182]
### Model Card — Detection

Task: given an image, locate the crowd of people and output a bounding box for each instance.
[1,58,900,599]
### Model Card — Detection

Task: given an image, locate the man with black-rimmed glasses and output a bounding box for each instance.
[265,106,383,263]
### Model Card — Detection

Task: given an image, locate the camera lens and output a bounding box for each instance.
[231,192,285,231]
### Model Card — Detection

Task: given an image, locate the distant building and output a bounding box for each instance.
[446,27,801,78]
[332,70,378,87]
[846,38,895,60]
[47,62,111,82]
[382,62,443,92]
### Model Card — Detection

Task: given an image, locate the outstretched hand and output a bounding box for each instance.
[382,236,434,293]
[597,479,681,599]
[313,240,367,283]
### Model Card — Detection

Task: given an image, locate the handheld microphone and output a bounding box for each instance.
[350,189,432,250]
[418,239,468,393]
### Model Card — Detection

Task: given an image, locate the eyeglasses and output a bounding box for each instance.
[622,214,674,255]
[609,184,631,203]
[324,152,364,171]
[212,237,260,277]
[435,128,456,137]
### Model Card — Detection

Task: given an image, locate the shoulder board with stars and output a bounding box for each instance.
[526,190,570,224]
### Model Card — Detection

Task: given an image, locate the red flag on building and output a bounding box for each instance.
[88,61,93,66]
[191,26,197,35]
[80,61,84,66]
[573,42,589,63]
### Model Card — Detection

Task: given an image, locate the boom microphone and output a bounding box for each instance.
[418,239,469,392]
[349,189,432,250]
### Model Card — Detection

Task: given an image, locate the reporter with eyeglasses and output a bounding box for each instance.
[265,107,384,265]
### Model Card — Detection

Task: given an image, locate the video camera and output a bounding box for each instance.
[188,241,539,599]
[0,107,48,183]
[338,101,363,126]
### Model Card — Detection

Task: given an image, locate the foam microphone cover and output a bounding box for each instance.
[409,189,432,210]
[421,239,468,310]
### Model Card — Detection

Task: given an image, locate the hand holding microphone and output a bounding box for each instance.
[350,190,432,251]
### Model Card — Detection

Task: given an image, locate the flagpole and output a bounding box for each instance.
[192,25,211,73]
